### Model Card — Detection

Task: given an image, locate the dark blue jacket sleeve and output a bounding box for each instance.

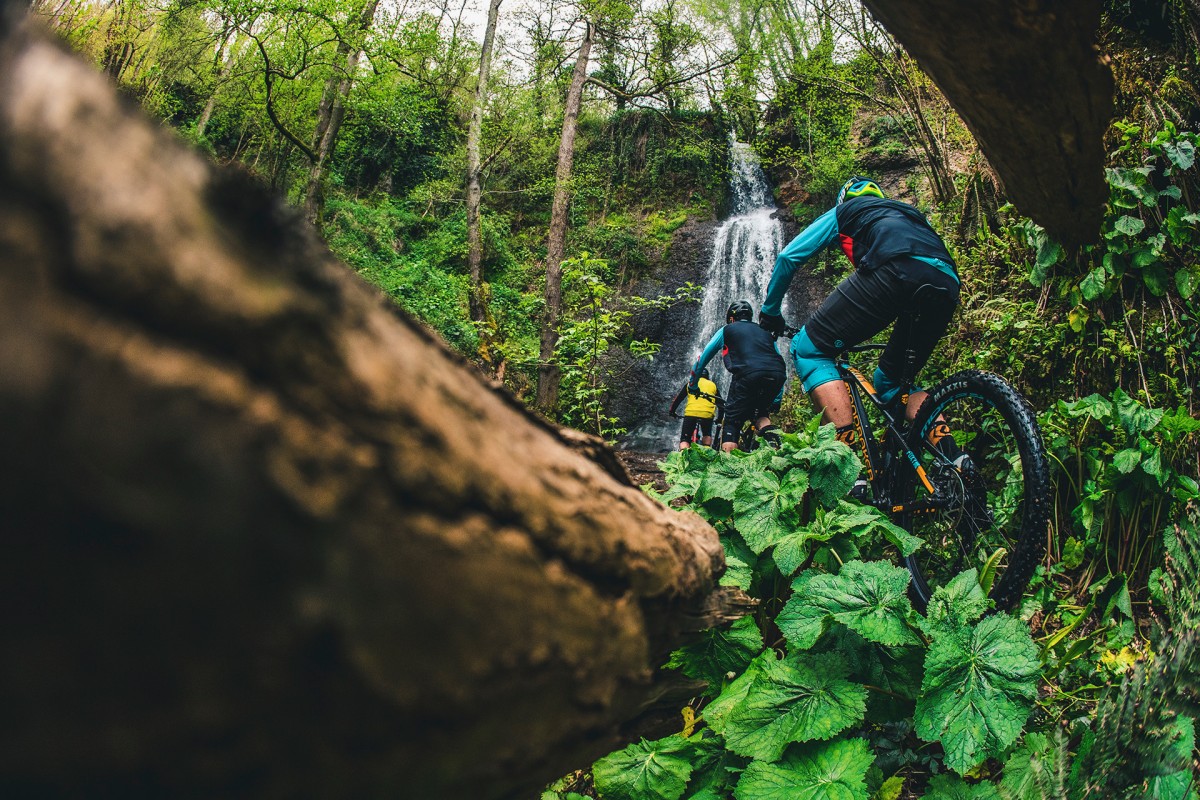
[761,207,839,316]
[689,329,724,390]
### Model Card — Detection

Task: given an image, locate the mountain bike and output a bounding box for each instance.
[711,414,762,452]
[780,322,1052,613]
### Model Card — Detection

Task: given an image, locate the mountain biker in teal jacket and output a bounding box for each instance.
[757,176,960,451]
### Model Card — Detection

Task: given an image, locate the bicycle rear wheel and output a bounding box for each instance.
[898,370,1051,613]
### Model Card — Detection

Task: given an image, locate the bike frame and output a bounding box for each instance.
[833,344,955,517]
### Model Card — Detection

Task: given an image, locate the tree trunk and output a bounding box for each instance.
[859,0,1112,245]
[536,21,593,413]
[465,0,503,324]
[0,15,744,800]
[195,28,237,139]
[302,0,380,225]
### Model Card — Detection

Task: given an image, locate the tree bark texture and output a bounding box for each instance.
[466,0,503,323]
[864,0,1114,246]
[0,14,739,799]
[536,21,593,413]
[302,0,381,225]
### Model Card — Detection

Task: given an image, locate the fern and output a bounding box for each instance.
[1069,504,1200,800]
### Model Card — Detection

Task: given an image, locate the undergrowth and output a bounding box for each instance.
[542,418,1200,800]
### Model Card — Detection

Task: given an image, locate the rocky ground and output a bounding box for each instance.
[615,450,671,493]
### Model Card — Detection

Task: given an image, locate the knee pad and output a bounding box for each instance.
[873,367,922,408]
[790,327,840,392]
[873,367,904,406]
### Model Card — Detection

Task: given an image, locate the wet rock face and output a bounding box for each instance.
[607,216,720,450]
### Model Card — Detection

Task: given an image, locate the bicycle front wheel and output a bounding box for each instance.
[898,370,1051,613]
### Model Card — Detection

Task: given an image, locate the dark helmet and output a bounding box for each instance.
[700,368,711,379]
[837,175,885,205]
[727,300,754,322]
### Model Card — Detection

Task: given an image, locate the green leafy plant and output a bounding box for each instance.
[556,253,700,439]
[1038,388,1200,584]
[581,417,1048,799]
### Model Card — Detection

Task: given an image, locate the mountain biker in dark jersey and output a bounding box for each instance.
[690,300,787,451]
[669,369,723,450]
[757,177,960,455]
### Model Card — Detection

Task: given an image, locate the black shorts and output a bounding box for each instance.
[724,370,786,443]
[680,416,714,442]
[805,257,960,385]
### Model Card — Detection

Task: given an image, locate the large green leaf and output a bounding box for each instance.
[806,561,920,646]
[1113,387,1163,436]
[772,525,831,577]
[665,616,764,690]
[778,562,919,649]
[769,501,904,577]
[721,534,758,591]
[1113,215,1147,237]
[1063,394,1113,421]
[1080,266,1107,300]
[787,441,860,507]
[1146,715,1197,800]
[733,469,809,553]
[877,518,923,557]
[733,738,874,800]
[1144,262,1171,295]
[592,735,700,800]
[707,652,867,762]
[921,773,1001,800]
[1178,266,1200,299]
[914,614,1040,774]
[1113,447,1143,474]
[1000,733,1068,800]
[1035,235,1063,270]
[919,569,989,637]
[778,571,830,651]
[1163,137,1197,170]
[694,456,754,516]
[701,652,768,730]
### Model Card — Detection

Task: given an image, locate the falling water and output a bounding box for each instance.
[621,141,786,451]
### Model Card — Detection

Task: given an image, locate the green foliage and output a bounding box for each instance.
[324,197,480,352]
[1068,508,1200,800]
[779,561,921,648]
[1038,387,1200,581]
[914,614,1040,774]
[556,253,701,438]
[1006,123,1198,407]
[589,414,1051,799]
[733,738,874,800]
[666,617,764,689]
[999,732,1069,799]
[706,652,867,761]
[593,735,711,800]
[757,38,874,201]
[922,774,1001,800]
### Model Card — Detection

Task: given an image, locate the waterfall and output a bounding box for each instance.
[621,141,787,452]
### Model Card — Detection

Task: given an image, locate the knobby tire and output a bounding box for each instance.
[898,370,1051,613]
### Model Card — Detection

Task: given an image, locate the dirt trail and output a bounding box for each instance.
[616,450,670,493]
